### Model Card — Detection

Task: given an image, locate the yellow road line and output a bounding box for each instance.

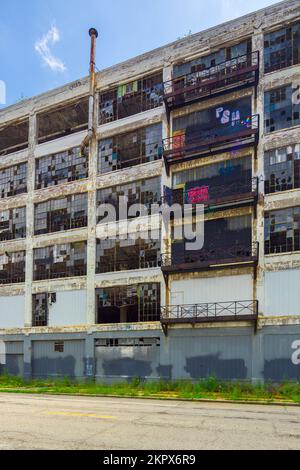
[43,411,116,420]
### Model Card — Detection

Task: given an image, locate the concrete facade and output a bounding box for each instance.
[0,0,300,381]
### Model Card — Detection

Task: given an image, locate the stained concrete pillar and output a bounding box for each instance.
[23,336,32,379]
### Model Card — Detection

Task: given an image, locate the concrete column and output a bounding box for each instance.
[23,336,32,379]
[24,112,36,327]
[85,334,95,379]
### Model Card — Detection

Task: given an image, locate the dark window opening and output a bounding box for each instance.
[0,163,27,199]
[32,293,49,327]
[37,98,88,144]
[95,338,160,347]
[99,73,163,124]
[265,144,300,194]
[96,283,160,324]
[265,207,300,254]
[34,193,88,235]
[0,119,29,156]
[0,207,26,241]
[264,22,300,73]
[96,235,161,274]
[98,123,162,173]
[33,242,87,280]
[35,147,88,189]
[96,177,161,223]
[0,251,26,284]
[54,341,64,353]
[264,85,300,133]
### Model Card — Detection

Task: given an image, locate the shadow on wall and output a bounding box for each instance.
[264,360,300,382]
[102,358,152,380]
[185,354,248,380]
[32,356,76,378]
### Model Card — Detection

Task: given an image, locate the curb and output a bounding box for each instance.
[0,389,299,407]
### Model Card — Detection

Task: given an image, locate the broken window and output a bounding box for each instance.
[95,338,160,347]
[173,40,251,78]
[96,283,160,324]
[0,207,26,241]
[35,146,88,189]
[264,85,300,133]
[33,242,87,280]
[171,215,252,264]
[96,177,161,223]
[264,22,300,73]
[0,163,27,199]
[34,193,88,235]
[96,234,161,274]
[98,123,162,173]
[54,342,64,353]
[0,251,26,284]
[172,156,252,204]
[173,97,252,144]
[0,119,29,156]
[37,98,88,144]
[265,144,300,194]
[32,293,48,327]
[265,207,300,254]
[99,73,164,124]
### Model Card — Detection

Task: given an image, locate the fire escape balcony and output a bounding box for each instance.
[165,177,259,214]
[161,241,259,275]
[164,51,259,113]
[160,300,259,334]
[163,115,259,172]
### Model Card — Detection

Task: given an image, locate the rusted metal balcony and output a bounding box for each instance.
[165,177,259,213]
[161,242,259,276]
[160,300,259,334]
[163,115,259,172]
[164,51,259,112]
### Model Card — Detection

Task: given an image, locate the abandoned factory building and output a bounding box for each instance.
[0,0,300,382]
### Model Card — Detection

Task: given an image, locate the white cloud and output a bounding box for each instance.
[35,25,66,72]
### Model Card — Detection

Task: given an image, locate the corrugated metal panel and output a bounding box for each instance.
[32,340,85,378]
[265,270,300,316]
[0,296,25,329]
[5,341,24,354]
[170,332,252,380]
[171,275,253,305]
[49,290,87,327]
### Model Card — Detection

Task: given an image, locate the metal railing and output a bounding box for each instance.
[163,115,259,163]
[161,300,258,323]
[164,51,259,108]
[161,242,259,268]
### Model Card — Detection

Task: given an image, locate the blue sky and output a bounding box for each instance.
[0,0,279,108]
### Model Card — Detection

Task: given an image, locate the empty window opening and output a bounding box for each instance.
[96,235,161,274]
[0,119,29,156]
[98,123,163,173]
[0,163,27,199]
[33,242,87,280]
[99,73,163,124]
[0,207,26,241]
[37,98,89,144]
[54,341,64,353]
[34,193,88,235]
[96,283,161,324]
[35,146,88,190]
[95,338,160,347]
[0,251,26,284]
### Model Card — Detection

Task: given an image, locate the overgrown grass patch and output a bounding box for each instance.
[1,374,300,403]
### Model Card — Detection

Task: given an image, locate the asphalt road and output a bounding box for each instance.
[0,393,300,450]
